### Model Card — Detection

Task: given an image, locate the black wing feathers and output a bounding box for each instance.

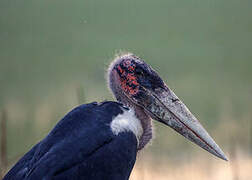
[3,101,137,180]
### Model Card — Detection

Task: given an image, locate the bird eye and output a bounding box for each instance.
[135,68,144,76]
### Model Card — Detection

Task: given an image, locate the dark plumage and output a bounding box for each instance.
[4,102,137,180]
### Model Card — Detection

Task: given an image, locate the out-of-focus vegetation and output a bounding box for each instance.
[0,0,251,179]
[131,150,252,180]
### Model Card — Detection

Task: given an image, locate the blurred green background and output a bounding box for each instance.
[1,0,252,179]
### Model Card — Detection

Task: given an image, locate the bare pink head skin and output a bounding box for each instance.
[108,53,227,160]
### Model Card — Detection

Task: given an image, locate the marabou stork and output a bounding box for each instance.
[3,53,227,180]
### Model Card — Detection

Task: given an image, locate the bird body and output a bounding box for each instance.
[4,102,140,180]
[4,53,227,180]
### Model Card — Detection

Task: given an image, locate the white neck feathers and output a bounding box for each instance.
[110,108,143,145]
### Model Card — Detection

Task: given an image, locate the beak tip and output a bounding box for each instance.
[219,153,228,161]
[217,154,228,161]
[223,157,229,161]
[214,147,228,161]
[200,132,228,162]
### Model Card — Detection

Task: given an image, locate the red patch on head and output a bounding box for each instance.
[116,62,139,96]
[128,65,135,72]
[124,73,139,95]
[117,65,123,74]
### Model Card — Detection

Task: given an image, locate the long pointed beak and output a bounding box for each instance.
[133,85,228,161]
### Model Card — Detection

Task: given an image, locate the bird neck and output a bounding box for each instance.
[133,105,153,151]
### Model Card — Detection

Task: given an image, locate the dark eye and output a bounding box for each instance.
[135,68,144,76]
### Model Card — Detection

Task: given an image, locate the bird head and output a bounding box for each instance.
[108,53,227,161]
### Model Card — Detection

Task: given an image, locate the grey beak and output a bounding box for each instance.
[133,85,228,161]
